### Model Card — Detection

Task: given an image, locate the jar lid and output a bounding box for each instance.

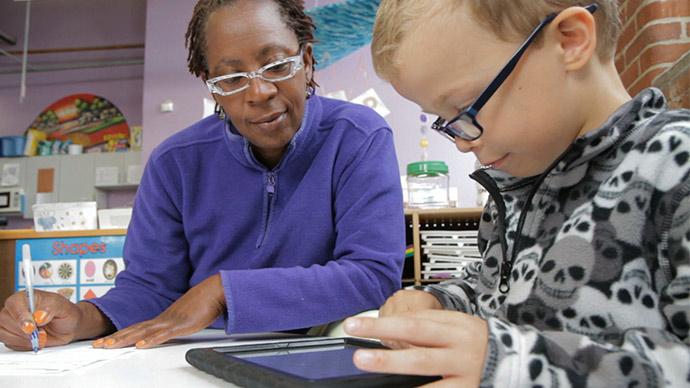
[407,161,449,175]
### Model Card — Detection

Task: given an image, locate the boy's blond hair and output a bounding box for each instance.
[372,0,622,81]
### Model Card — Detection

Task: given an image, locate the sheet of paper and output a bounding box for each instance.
[35,192,54,205]
[324,89,347,101]
[203,97,215,119]
[95,166,119,186]
[0,341,135,375]
[350,88,390,117]
[1,163,20,186]
[126,164,142,185]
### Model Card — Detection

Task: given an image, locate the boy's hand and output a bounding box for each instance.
[344,310,488,388]
[91,274,225,349]
[379,289,443,318]
[378,289,443,349]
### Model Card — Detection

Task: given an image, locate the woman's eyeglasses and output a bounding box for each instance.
[206,48,304,96]
[431,4,598,142]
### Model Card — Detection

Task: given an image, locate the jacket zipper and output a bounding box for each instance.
[258,172,276,248]
[266,172,276,231]
[471,145,575,293]
[470,170,512,292]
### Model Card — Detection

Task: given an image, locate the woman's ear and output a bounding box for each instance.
[552,6,597,72]
[302,43,315,84]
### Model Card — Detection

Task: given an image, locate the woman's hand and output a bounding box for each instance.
[344,310,488,388]
[0,290,110,351]
[92,274,226,349]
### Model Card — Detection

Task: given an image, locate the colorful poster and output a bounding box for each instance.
[26,93,130,152]
[15,235,126,303]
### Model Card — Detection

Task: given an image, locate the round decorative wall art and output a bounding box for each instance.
[27,93,130,152]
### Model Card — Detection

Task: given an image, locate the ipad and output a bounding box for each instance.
[185,337,441,388]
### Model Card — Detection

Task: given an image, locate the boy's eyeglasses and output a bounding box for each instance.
[206,48,304,96]
[431,4,598,142]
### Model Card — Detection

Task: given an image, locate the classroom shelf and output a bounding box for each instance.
[403,207,483,286]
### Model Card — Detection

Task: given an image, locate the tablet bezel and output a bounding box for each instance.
[185,337,441,388]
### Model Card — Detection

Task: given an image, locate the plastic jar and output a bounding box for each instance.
[406,161,450,209]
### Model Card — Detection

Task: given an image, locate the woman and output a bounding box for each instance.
[0,0,405,350]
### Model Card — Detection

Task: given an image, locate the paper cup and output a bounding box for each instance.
[67,144,83,155]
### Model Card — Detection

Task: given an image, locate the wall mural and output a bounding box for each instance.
[306,0,381,70]
[305,0,389,119]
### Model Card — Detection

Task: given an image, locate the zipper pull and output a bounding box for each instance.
[499,263,511,293]
[267,173,276,195]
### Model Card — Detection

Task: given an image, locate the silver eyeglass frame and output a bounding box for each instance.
[206,48,304,96]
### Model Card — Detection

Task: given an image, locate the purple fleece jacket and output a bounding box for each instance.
[88,95,405,333]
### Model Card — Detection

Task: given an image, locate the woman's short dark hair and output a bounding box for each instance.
[185,0,319,88]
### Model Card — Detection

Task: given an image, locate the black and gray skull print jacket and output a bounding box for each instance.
[416,88,690,387]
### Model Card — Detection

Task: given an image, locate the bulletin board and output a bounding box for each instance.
[15,236,126,303]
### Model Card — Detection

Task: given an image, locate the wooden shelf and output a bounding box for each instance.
[404,206,483,219]
[95,184,138,191]
[405,207,483,286]
[420,278,448,283]
[0,228,128,305]
[0,228,126,240]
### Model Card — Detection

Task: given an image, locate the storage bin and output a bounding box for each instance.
[1,137,13,156]
[11,136,25,156]
[1,136,26,157]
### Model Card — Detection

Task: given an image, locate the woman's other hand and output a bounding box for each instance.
[92,274,226,349]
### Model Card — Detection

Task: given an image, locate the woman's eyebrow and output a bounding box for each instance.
[256,44,294,58]
[216,58,242,67]
[211,58,244,76]
[211,44,294,73]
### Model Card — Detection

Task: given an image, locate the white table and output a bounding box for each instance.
[0,329,309,388]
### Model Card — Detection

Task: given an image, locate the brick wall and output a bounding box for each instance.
[616,0,690,108]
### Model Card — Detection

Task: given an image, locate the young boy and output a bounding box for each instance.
[344,0,690,386]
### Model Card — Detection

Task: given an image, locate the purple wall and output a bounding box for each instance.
[0,0,146,229]
[141,0,478,206]
[0,0,146,135]
[141,0,200,162]
[0,0,478,217]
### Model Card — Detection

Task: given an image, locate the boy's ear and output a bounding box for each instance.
[552,6,597,72]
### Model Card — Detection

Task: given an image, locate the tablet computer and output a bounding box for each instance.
[185,337,441,388]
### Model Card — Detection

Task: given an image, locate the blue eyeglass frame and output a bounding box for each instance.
[431,4,598,142]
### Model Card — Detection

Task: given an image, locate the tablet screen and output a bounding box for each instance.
[190,338,442,388]
[230,342,369,380]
